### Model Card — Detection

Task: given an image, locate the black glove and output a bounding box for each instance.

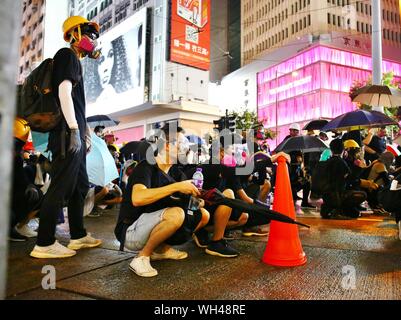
[69,129,82,154]
[25,184,41,204]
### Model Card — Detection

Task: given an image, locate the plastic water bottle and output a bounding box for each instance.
[188,168,204,212]
[192,168,204,190]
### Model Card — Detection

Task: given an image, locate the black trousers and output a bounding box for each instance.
[322,190,367,218]
[36,132,89,246]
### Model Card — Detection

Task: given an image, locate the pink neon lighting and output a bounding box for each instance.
[257,45,401,148]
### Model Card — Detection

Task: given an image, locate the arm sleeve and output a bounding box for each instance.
[58,80,78,130]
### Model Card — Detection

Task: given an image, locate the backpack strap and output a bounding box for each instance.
[118,221,131,252]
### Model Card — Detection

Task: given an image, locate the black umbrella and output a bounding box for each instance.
[321,109,398,132]
[302,119,329,131]
[200,189,310,228]
[120,140,153,161]
[274,135,328,154]
[87,115,120,128]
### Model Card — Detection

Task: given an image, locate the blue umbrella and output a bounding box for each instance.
[86,133,119,186]
[31,131,51,158]
[186,135,205,145]
[321,109,398,132]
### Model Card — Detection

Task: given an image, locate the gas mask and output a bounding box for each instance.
[75,24,101,59]
[77,36,101,59]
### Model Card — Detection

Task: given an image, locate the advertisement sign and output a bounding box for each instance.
[170,0,210,70]
[83,8,147,116]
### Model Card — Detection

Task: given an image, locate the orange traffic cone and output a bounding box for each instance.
[262,156,307,267]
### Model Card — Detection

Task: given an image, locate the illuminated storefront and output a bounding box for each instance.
[257,45,401,147]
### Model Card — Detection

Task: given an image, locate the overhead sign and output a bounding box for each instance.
[170,0,210,71]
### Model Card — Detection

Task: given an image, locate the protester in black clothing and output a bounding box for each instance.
[30,16,102,259]
[320,139,372,219]
[10,118,43,241]
[115,124,210,277]
[363,127,387,164]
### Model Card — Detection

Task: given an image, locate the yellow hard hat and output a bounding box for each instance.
[14,117,30,143]
[344,139,360,149]
[62,16,99,42]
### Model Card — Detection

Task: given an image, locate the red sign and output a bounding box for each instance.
[170,0,210,70]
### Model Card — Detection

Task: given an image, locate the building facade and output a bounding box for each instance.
[68,0,220,142]
[241,0,401,66]
[18,0,69,83]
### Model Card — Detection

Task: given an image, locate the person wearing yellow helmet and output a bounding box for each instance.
[14,117,30,143]
[10,118,42,241]
[30,16,102,259]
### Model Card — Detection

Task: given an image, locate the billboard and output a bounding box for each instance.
[83,8,148,116]
[170,0,210,70]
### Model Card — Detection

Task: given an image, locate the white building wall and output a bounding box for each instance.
[43,0,69,59]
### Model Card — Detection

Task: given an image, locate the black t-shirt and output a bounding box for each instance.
[326,156,351,191]
[52,48,86,140]
[367,135,386,154]
[183,163,243,193]
[117,161,187,227]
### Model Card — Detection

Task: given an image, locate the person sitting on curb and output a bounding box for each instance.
[114,124,210,277]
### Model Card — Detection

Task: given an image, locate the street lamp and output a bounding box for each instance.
[274,70,298,146]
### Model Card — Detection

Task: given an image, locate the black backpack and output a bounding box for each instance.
[310,160,331,197]
[17,58,61,132]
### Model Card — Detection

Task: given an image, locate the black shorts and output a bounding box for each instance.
[165,209,203,246]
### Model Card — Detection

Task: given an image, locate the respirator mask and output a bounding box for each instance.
[76,24,101,59]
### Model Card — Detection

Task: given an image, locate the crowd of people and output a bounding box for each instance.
[9,14,401,279]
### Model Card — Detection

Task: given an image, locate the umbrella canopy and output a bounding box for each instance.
[321,109,398,132]
[120,140,154,161]
[200,188,309,228]
[31,131,51,158]
[302,119,329,131]
[274,135,328,154]
[351,85,401,107]
[86,133,119,186]
[87,115,120,128]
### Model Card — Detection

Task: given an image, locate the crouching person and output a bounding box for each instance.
[114,124,209,277]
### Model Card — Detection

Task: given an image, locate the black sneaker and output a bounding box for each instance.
[192,229,210,248]
[9,228,28,242]
[205,239,239,258]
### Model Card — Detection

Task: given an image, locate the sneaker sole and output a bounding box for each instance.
[129,265,158,277]
[30,251,76,259]
[205,248,238,258]
[67,241,102,250]
[242,232,268,237]
[150,253,188,261]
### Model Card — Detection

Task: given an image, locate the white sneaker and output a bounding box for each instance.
[16,225,37,238]
[67,233,102,250]
[398,221,401,241]
[129,256,158,277]
[150,247,188,261]
[30,240,76,259]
